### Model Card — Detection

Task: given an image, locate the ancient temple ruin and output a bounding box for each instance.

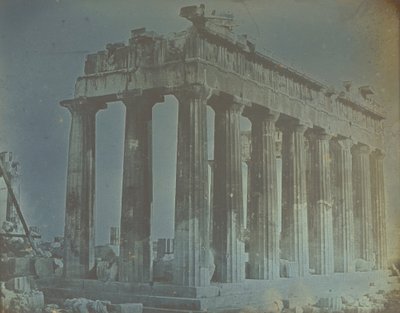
[51,5,391,312]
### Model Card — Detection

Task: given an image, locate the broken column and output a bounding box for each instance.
[62,98,106,278]
[308,130,334,275]
[281,120,309,277]
[173,87,211,286]
[119,94,160,283]
[211,94,245,283]
[246,107,280,280]
[331,138,355,272]
[352,143,373,263]
[370,149,388,269]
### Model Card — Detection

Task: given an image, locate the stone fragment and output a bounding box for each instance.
[0,257,33,280]
[357,296,371,307]
[64,298,111,313]
[354,259,374,272]
[109,303,143,313]
[96,260,118,282]
[5,276,31,292]
[317,297,343,311]
[342,295,356,306]
[34,257,54,277]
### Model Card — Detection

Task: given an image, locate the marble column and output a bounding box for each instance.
[370,149,388,269]
[281,121,309,277]
[62,99,106,278]
[332,138,355,272]
[211,96,245,283]
[119,95,158,283]
[173,88,210,286]
[247,107,280,280]
[308,130,334,275]
[352,143,373,262]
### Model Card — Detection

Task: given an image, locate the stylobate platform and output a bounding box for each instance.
[37,271,398,313]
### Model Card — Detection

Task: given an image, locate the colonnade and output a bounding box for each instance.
[61,87,387,286]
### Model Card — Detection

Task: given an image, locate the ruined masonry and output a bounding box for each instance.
[56,5,389,312]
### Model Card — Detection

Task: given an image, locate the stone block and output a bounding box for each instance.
[109,303,143,313]
[96,260,118,282]
[280,260,298,278]
[34,257,54,277]
[5,276,32,292]
[0,257,33,279]
[317,297,343,311]
[283,297,308,309]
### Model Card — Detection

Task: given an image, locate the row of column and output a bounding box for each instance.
[62,91,387,286]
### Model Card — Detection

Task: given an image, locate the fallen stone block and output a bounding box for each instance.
[96,260,118,282]
[34,257,54,277]
[5,276,32,293]
[109,303,143,313]
[317,296,343,311]
[280,259,298,278]
[354,259,374,272]
[0,257,33,279]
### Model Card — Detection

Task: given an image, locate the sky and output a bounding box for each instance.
[0,0,399,260]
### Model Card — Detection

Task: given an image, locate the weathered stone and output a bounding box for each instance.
[246,107,280,280]
[370,150,388,270]
[96,260,118,282]
[5,276,32,293]
[317,297,343,311]
[119,95,158,283]
[354,259,374,272]
[109,303,143,313]
[173,88,211,286]
[34,257,55,277]
[352,144,373,263]
[0,257,33,280]
[211,96,245,283]
[62,99,106,279]
[308,130,334,275]
[331,138,355,273]
[281,121,309,277]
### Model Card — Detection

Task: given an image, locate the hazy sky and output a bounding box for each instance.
[0,0,398,259]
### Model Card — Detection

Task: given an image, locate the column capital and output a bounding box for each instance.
[351,143,370,155]
[243,105,279,123]
[278,118,310,135]
[61,97,107,115]
[310,128,332,141]
[371,149,385,159]
[173,85,212,103]
[208,92,244,114]
[336,137,353,151]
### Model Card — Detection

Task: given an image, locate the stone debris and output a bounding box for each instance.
[62,298,143,313]
[34,257,55,278]
[64,298,110,313]
[354,259,374,272]
[0,282,44,313]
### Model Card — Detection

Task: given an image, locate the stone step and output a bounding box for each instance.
[42,287,203,311]
[143,307,205,313]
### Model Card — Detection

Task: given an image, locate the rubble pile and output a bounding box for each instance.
[0,220,59,313]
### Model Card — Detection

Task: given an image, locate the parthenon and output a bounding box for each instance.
[55,4,389,312]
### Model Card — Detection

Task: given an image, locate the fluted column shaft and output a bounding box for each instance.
[247,108,280,280]
[174,88,210,286]
[281,122,309,277]
[119,95,156,283]
[212,99,245,283]
[332,138,355,272]
[370,150,388,269]
[309,131,334,275]
[352,144,373,262]
[63,99,105,278]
